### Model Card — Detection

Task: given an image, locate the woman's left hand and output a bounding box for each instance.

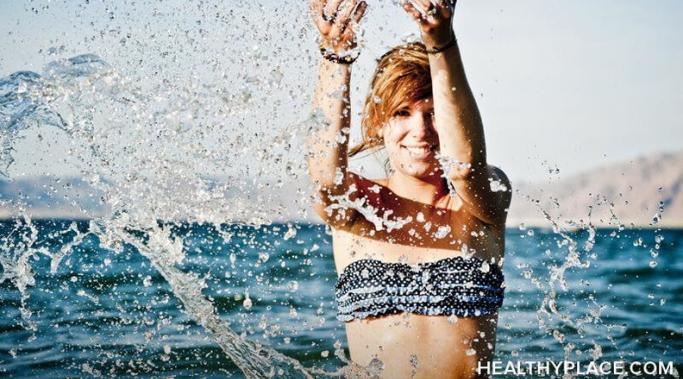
[401,0,455,48]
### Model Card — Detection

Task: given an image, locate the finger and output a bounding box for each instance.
[433,0,453,17]
[310,0,323,15]
[311,0,335,32]
[331,0,358,38]
[433,0,448,11]
[413,0,433,16]
[310,0,326,22]
[423,0,448,21]
[401,0,428,24]
[308,0,323,15]
[340,1,367,41]
[415,0,432,9]
[352,0,367,24]
[323,0,345,21]
[416,0,449,25]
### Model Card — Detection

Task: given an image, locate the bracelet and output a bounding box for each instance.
[319,45,360,65]
[425,36,457,54]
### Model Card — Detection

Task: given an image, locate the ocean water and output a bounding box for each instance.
[1,1,681,377]
[1,220,681,378]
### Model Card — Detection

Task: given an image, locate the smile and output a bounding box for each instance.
[401,145,435,158]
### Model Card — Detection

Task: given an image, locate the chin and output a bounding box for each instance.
[397,162,442,180]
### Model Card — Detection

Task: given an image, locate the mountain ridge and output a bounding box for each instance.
[2,151,681,228]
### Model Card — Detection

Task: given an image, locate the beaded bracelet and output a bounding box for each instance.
[425,36,457,54]
[319,45,360,65]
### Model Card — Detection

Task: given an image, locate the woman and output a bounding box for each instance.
[308,0,511,377]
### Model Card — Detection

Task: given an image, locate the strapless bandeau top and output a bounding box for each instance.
[335,256,505,322]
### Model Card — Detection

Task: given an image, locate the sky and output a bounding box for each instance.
[1,0,682,183]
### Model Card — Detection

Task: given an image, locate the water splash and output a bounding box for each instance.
[1,0,677,374]
[512,186,673,373]
[0,52,329,376]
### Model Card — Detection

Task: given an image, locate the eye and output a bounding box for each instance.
[393,109,410,117]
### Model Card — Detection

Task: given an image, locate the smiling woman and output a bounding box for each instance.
[307,0,512,377]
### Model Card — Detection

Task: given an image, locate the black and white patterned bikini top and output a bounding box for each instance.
[335,255,505,322]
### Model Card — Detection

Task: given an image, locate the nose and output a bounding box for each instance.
[408,111,434,139]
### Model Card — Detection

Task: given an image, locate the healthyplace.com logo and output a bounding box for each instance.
[477,360,678,377]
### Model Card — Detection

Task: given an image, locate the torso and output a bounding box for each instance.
[333,173,506,379]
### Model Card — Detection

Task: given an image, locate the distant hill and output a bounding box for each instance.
[1,151,682,227]
[507,151,683,228]
[0,176,106,219]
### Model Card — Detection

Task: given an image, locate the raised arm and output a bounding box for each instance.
[308,0,367,226]
[402,0,511,225]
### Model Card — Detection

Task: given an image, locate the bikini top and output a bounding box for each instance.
[335,255,505,322]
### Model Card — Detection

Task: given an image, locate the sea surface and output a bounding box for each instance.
[1,220,681,378]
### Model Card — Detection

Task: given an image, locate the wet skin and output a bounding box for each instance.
[308,0,511,377]
[331,171,506,379]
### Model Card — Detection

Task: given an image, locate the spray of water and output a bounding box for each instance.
[1,1,677,377]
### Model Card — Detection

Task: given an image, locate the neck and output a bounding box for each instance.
[387,172,449,207]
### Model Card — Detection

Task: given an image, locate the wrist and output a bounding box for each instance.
[425,36,456,54]
[319,42,360,65]
[422,29,454,50]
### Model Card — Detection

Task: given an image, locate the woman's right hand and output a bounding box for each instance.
[310,0,368,53]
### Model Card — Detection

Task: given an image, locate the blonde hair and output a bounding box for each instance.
[349,42,432,157]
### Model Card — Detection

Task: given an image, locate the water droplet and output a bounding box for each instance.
[434,225,451,239]
[465,348,476,356]
[243,296,252,310]
[361,268,370,279]
[288,281,299,292]
[489,179,508,192]
[409,354,419,368]
[366,358,385,376]
[552,330,565,343]
[283,225,297,240]
[479,261,490,273]
[651,213,661,225]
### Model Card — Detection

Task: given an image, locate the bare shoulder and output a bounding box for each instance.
[313,172,385,229]
[488,164,513,208]
[347,172,387,192]
[489,165,511,188]
[371,178,389,187]
[451,164,513,226]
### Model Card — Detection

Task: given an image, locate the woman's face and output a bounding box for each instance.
[382,97,442,180]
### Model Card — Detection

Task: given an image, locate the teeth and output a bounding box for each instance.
[405,146,430,155]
